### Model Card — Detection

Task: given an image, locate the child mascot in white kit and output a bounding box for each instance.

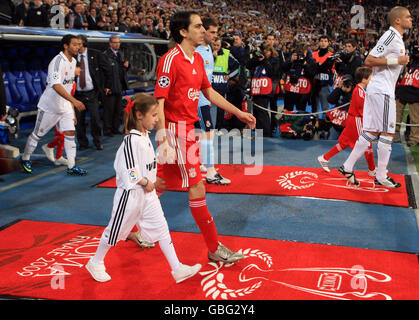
[86,93,202,283]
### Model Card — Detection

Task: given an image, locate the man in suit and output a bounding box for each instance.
[87,7,98,30]
[102,34,129,136]
[75,35,111,150]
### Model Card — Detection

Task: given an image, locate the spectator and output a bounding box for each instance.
[74,35,112,151]
[13,0,31,26]
[119,16,131,33]
[141,16,158,37]
[0,0,14,25]
[87,7,98,30]
[102,35,130,136]
[247,43,280,137]
[395,47,419,146]
[25,0,49,27]
[311,35,334,113]
[229,32,250,89]
[66,1,88,30]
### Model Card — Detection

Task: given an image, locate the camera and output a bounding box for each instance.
[4,106,19,136]
[328,50,348,61]
[222,33,235,47]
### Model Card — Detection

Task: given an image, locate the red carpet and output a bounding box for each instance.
[1,220,419,300]
[96,164,414,208]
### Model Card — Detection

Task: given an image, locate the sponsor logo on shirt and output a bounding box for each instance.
[187,88,200,101]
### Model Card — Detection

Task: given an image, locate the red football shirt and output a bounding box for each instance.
[154,44,212,125]
[348,84,366,118]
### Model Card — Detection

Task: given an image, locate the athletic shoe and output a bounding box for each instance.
[42,144,56,163]
[67,166,88,176]
[172,263,202,284]
[200,164,207,173]
[86,259,111,282]
[208,242,245,263]
[54,157,68,166]
[21,159,32,174]
[317,155,330,173]
[368,168,376,177]
[374,176,401,188]
[338,165,359,186]
[127,231,155,248]
[206,173,231,185]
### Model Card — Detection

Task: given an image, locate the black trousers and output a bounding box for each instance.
[103,93,122,135]
[252,95,272,137]
[75,90,102,148]
[284,92,311,112]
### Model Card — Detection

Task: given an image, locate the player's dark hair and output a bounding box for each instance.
[354,66,372,84]
[202,16,217,30]
[170,11,199,44]
[344,38,357,48]
[77,34,88,48]
[61,34,78,51]
[124,93,158,134]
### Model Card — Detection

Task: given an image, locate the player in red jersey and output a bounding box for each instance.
[318,67,376,175]
[154,11,256,263]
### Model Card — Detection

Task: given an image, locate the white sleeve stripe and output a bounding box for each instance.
[163,49,179,74]
[54,56,62,72]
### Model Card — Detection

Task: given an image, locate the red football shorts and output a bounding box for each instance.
[338,115,364,149]
[157,121,203,189]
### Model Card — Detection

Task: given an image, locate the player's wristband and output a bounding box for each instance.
[387,58,399,66]
[143,177,149,187]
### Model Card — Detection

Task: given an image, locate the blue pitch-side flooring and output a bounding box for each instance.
[1,126,419,255]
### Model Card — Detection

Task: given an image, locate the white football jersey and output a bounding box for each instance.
[367,26,406,97]
[114,130,157,190]
[38,52,76,113]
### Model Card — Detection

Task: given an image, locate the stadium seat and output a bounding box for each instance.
[3,72,21,106]
[7,72,37,112]
[29,70,44,100]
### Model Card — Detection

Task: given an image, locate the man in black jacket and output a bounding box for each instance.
[74,35,111,150]
[334,39,363,81]
[102,34,129,136]
[25,0,49,27]
[0,0,14,25]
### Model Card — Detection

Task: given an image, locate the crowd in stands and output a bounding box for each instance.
[0,0,418,139]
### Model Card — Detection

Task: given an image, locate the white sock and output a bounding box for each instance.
[158,237,181,273]
[90,237,111,265]
[22,132,40,160]
[344,132,375,172]
[64,135,76,169]
[376,136,393,181]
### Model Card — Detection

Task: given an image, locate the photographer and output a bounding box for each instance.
[282,44,316,112]
[333,39,363,87]
[321,74,355,139]
[247,43,280,137]
[395,45,419,146]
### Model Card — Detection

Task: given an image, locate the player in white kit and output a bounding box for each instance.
[86,93,201,283]
[339,6,413,188]
[21,35,87,175]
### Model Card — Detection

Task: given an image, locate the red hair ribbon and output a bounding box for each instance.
[124,96,134,115]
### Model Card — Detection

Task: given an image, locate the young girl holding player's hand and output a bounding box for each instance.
[86,93,201,283]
